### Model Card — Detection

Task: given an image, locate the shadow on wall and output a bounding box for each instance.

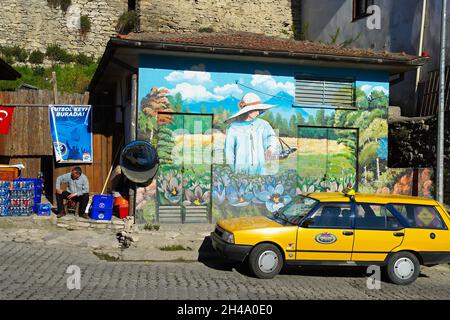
[298,0,347,40]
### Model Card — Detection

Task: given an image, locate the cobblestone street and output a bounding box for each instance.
[1,241,450,300]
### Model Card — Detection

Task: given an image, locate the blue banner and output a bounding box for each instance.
[49,105,93,163]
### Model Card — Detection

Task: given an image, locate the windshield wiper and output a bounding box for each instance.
[273,211,294,225]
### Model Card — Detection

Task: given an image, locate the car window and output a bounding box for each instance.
[309,203,352,228]
[355,204,402,230]
[278,196,318,225]
[392,204,446,230]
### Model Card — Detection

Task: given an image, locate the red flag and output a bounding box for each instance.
[0,106,14,135]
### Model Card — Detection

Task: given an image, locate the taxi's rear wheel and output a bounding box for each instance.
[249,243,283,279]
[386,252,420,285]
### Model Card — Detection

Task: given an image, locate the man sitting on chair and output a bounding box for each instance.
[55,166,89,219]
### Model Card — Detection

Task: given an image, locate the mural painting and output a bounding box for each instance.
[135,57,404,224]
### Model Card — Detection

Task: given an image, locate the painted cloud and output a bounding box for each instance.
[170,83,223,102]
[251,70,295,97]
[165,64,212,84]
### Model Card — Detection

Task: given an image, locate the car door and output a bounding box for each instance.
[391,204,450,253]
[296,202,354,262]
[352,203,405,263]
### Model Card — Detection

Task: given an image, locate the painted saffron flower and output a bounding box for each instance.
[252,184,269,204]
[226,184,253,207]
[158,174,182,204]
[183,186,210,206]
[212,181,226,205]
[266,184,292,212]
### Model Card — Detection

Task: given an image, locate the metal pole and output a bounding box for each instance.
[437,0,447,203]
[52,71,58,104]
[128,74,138,220]
[415,0,428,107]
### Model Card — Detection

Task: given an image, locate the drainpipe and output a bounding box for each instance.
[415,0,428,110]
[129,73,138,220]
[437,0,447,203]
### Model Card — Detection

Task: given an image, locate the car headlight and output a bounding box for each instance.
[222,231,235,244]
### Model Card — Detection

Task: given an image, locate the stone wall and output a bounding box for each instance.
[0,0,298,58]
[388,114,450,168]
[389,113,450,202]
[0,0,128,57]
[139,0,298,37]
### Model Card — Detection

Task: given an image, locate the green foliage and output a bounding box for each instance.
[167,93,183,112]
[356,87,369,108]
[292,22,309,41]
[0,63,98,93]
[359,141,379,167]
[80,15,91,35]
[157,125,175,164]
[143,223,160,231]
[75,53,94,66]
[32,66,45,77]
[116,10,139,34]
[0,46,28,63]
[46,44,73,63]
[28,50,45,64]
[360,118,388,144]
[199,27,214,33]
[368,89,389,109]
[327,27,361,47]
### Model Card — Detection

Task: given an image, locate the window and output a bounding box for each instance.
[275,196,318,225]
[128,0,136,11]
[309,203,352,228]
[392,204,446,230]
[355,204,402,230]
[353,0,374,21]
[295,76,356,109]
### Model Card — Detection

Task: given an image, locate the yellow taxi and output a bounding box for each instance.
[211,190,450,285]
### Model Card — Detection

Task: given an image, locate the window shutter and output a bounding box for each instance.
[295,78,355,109]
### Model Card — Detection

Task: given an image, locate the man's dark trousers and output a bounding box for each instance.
[56,191,89,216]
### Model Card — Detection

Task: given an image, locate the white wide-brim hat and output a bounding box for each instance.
[225,92,274,123]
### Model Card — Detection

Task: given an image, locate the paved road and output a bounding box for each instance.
[0,241,449,300]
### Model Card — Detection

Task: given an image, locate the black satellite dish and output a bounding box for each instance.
[120,140,159,186]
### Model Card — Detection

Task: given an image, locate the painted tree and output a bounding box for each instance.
[368,90,388,110]
[139,87,176,163]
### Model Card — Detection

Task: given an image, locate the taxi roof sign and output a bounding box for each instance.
[343,188,356,201]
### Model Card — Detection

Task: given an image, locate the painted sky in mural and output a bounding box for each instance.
[139,63,389,124]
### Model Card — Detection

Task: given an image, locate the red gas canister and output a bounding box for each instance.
[118,205,129,219]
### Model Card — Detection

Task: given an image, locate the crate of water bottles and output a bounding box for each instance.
[0,181,11,216]
[9,180,34,216]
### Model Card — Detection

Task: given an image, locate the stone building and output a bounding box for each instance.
[0,0,299,58]
[300,0,450,117]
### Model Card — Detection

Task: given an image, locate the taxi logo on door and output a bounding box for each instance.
[315,232,337,244]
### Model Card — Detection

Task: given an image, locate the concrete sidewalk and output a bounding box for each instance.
[0,215,217,262]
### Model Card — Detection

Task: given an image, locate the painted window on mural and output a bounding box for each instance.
[297,126,358,193]
[156,112,213,223]
[295,77,356,110]
[135,61,396,224]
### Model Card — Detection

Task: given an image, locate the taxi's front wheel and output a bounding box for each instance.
[386,252,420,285]
[249,243,283,279]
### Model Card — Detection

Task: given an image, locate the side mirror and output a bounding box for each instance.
[301,218,315,228]
[120,140,159,186]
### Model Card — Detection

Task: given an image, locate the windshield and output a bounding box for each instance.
[273,195,318,225]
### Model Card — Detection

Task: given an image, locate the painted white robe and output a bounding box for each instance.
[225,118,278,175]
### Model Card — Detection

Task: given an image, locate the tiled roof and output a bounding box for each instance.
[118,32,424,63]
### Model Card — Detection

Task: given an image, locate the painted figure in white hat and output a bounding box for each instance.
[224,93,279,175]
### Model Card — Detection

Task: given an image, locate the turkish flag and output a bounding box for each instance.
[0,106,14,135]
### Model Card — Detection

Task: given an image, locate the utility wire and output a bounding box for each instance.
[235,81,293,102]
